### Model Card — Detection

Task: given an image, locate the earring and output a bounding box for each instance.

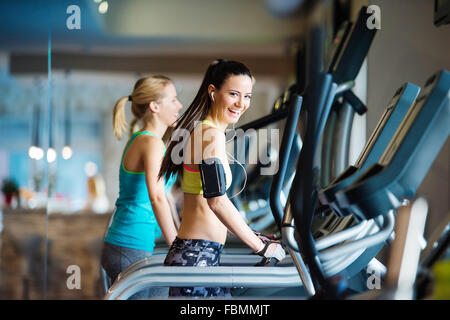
[211,92,215,103]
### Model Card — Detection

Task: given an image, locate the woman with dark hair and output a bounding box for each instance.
[159,59,285,297]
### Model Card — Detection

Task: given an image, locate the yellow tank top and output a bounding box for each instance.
[182,120,232,194]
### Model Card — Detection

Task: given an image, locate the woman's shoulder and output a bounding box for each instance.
[192,123,225,144]
[134,132,165,152]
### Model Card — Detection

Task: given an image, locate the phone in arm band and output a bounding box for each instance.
[199,158,227,198]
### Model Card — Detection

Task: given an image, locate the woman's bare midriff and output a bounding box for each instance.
[177,193,228,244]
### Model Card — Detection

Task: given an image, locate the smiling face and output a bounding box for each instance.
[209,74,253,125]
[157,82,183,127]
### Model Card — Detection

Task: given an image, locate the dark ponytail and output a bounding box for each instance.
[158,59,252,180]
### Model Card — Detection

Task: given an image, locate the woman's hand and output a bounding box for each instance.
[255,239,286,262]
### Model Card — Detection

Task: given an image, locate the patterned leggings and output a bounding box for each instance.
[163,237,231,297]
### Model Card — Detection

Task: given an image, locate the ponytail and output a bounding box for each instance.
[129,117,139,138]
[158,64,214,181]
[112,75,172,140]
[112,96,129,140]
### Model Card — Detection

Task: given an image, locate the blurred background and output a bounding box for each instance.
[0,0,448,299]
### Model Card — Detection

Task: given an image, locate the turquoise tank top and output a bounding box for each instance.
[104,131,177,253]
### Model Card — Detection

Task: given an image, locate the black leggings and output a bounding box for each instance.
[163,237,231,297]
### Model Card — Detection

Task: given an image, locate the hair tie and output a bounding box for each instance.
[128,95,132,102]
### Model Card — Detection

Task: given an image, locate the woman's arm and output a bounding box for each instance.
[200,127,263,252]
[207,195,263,252]
[166,190,181,230]
[209,195,285,262]
[142,136,178,246]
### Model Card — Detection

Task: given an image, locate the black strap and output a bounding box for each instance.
[255,239,277,256]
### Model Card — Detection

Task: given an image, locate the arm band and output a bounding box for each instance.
[199,157,227,198]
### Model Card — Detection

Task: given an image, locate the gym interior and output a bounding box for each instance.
[0,0,448,301]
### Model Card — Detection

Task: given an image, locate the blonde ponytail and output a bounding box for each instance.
[129,117,139,138]
[113,75,172,140]
[113,96,129,140]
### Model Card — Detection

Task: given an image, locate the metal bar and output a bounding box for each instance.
[269,94,303,230]
[288,248,316,297]
[117,254,277,281]
[320,108,337,186]
[105,266,303,300]
[331,100,354,177]
[315,220,369,251]
[319,211,395,261]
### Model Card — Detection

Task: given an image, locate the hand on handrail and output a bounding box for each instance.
[254,239,286,266]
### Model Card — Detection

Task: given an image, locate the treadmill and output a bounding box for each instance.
[281,84,421,293]
[336,70,450,221]
[308,69,449,298]
[318,82,421,218]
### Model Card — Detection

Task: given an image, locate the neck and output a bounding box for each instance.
[204,114,228,132]
[141,117,167,139]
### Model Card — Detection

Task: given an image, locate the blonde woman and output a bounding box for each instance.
[101,75,182,299]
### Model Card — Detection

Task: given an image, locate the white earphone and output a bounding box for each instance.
[211,91,215,103]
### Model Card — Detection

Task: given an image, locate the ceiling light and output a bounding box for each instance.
[62,146,73,160]
[47,148,57,163]
[98,1,108,14]
[28,146,37,159]
[35,147,44,161]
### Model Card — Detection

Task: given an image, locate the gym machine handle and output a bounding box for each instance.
[343,90,367,115]
[254,239,286,266]
[269,93,303,231]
